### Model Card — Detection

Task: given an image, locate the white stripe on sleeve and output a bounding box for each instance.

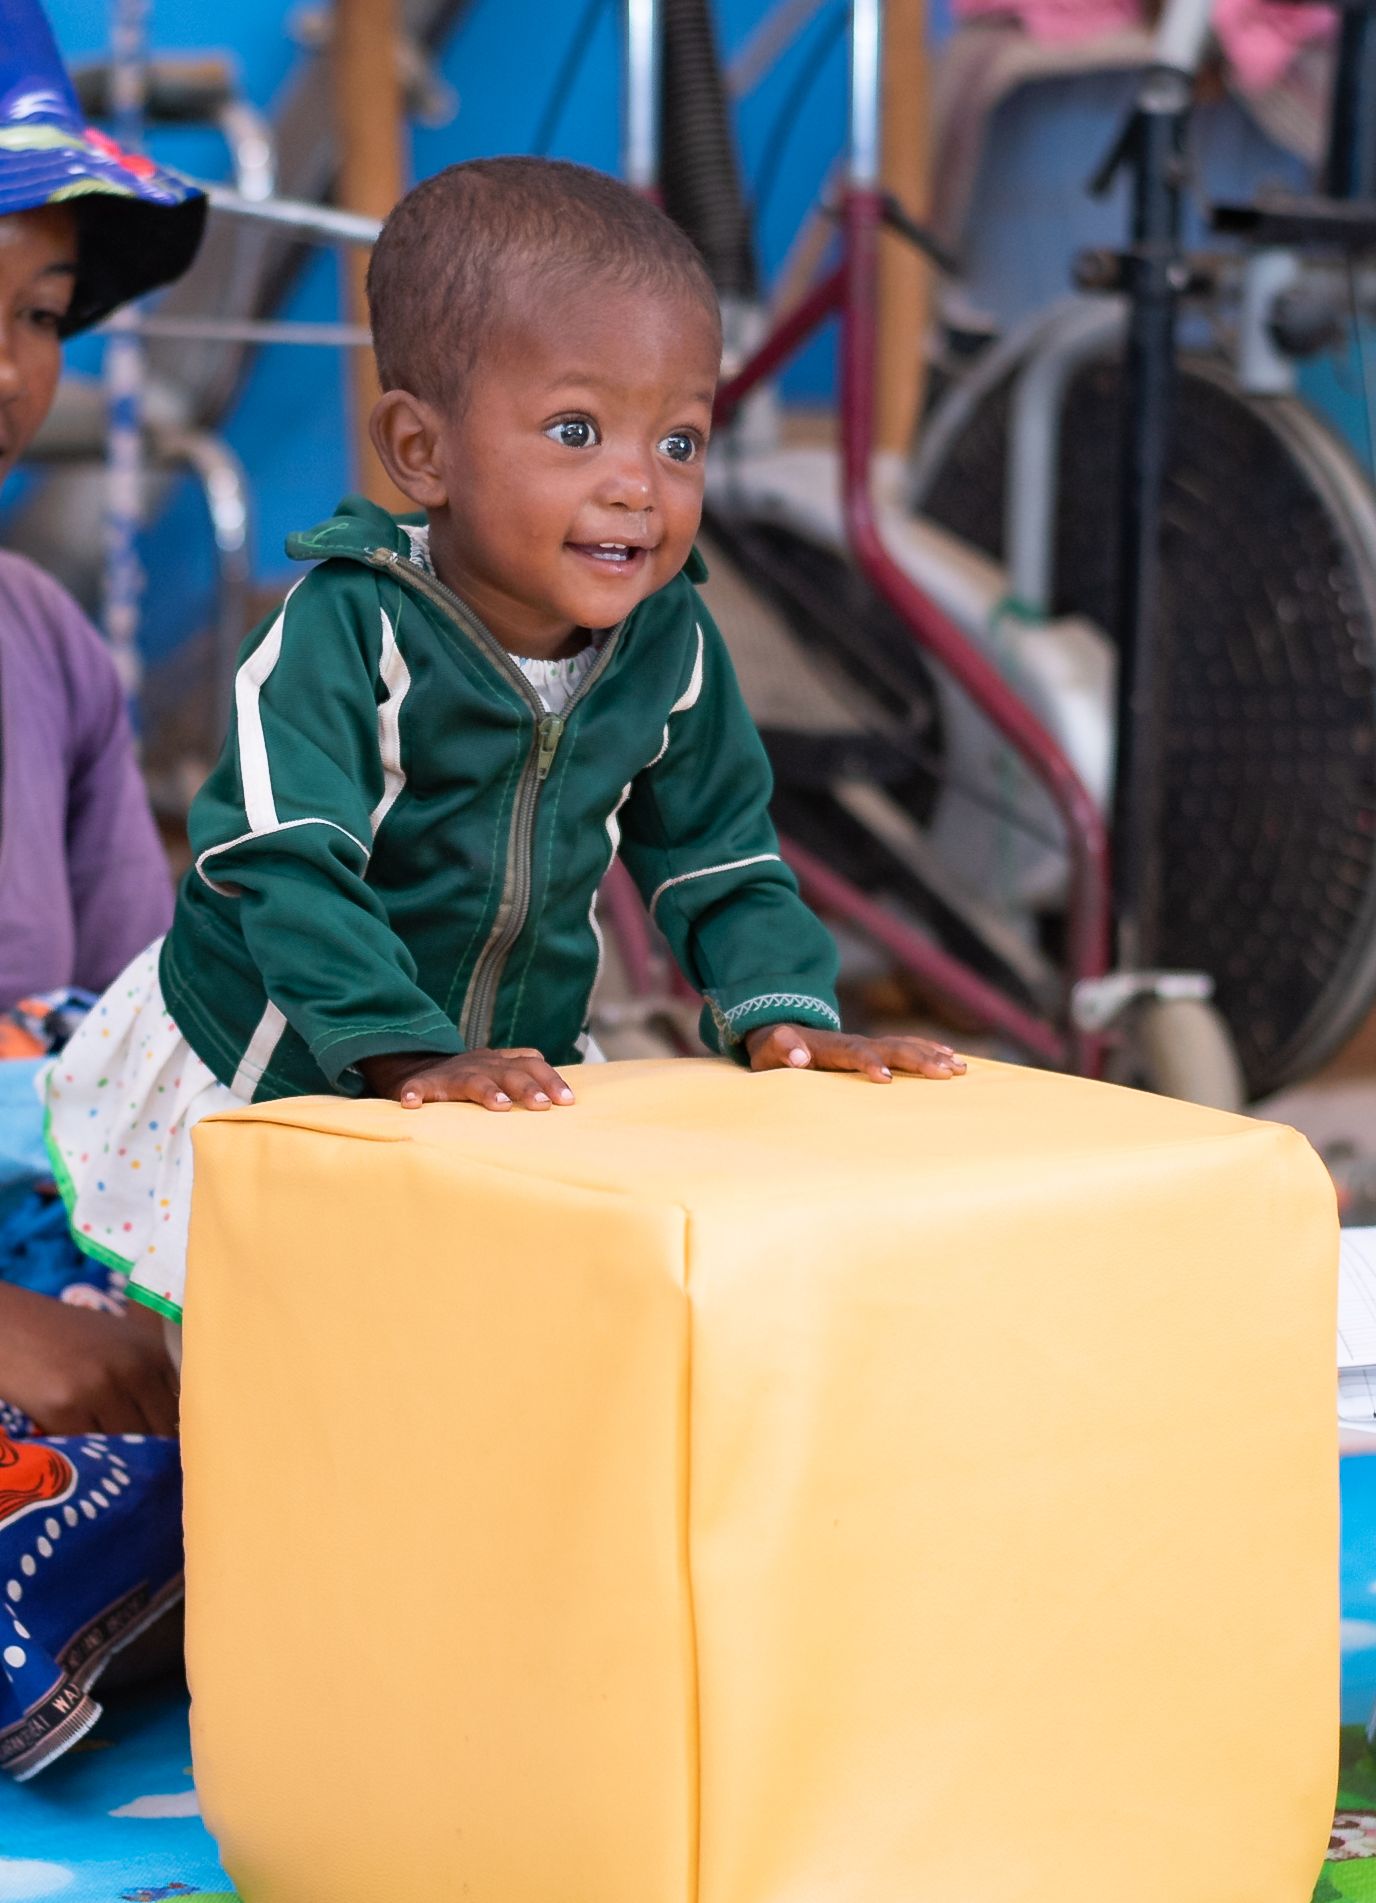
[196,579,381,894]
[369,606,412,838]
[647,852,781,922]
[234,585,298,833]
[230,1001,288,1099]
[645,622,706,770]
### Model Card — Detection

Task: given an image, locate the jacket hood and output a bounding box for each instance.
[284,495,421,568]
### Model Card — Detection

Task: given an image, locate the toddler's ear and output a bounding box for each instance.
[369,389,448,510]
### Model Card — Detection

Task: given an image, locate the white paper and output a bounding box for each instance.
[1338,1228,1376,1370]
[1340,1367,1376,1433]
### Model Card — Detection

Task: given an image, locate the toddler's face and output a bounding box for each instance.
[427,277,720,655]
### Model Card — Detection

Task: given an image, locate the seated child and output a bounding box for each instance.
[0,0,206,1776]
[43,156,965,1332]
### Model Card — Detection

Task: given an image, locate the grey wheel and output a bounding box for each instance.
[916,341,1376,1099]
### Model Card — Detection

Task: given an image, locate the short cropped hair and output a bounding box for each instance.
[367,157,721,409]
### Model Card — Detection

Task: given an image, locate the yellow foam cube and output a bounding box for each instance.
[181,1058,1338,1903]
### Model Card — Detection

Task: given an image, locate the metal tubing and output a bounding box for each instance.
[1152,0,1213,79]
[714,203,1110,1067]
[1325,0,1376,199]
[116,316,373,347]
[848,0,882,186]
[838,186,1111,1064]
[908,296,1087,507]
[216,98,277,203]
[103,0,151,700]
[198,181,382,246]
[1005,298,1124,616]
[600,858,662,998]
[782,834,1068,1063]
[1109,76,1189,968]
[624,0,661,192]
[1235,249,1299,396]
[713,263,844,421]
[155,428,253,756]
[728,0,832,98]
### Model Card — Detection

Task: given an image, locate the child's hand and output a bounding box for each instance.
[0,1285,180,1437]
[360,1048,576,1111]
[743,1023,966,1082]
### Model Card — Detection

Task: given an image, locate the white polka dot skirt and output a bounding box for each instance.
[41,940,242,1323]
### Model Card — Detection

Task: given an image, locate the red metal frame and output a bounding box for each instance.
[711,185,1112,1073]
[782,837,1068,1065]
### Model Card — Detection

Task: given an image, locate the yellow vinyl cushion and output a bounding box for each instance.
[180,1057,1338,1903]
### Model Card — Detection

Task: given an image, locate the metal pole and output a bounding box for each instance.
[1153,0,1213,79]
[1005,299,1125,616]
[155,429,252,756]
[624,0,660,192]
[1325,0,1376,200]
[114,316,374,347]
[198,181,382,248]
[103,0,151,701]
[877,0,932,455]
[728,0,830,97]
[1108,65,1192,970]
[849,0,882,187]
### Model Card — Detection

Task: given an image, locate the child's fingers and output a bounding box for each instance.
[391,1049,574,1111]
[874,1038,966,1079]
[805,1035,893,1083]
[398,1072,513,1110]
[455,1074,516,1111]
[503,1055,576,1108]
[746,1023,813,1071]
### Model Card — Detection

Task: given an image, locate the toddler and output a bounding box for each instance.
[44,157,963,1328]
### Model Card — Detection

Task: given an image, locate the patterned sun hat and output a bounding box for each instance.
[0,0,206,334]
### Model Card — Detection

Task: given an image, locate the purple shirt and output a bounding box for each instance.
[0,550,172,1008]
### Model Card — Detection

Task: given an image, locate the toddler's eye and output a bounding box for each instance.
[546,418,599,449]
[659,432,699,464]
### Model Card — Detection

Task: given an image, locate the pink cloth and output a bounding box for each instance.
[1214,0,1332,91]
[951,0,1333,92]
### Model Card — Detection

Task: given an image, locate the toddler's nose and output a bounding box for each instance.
[598,449,655,511]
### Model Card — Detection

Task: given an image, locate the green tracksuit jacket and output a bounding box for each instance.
[160,496,842,1102]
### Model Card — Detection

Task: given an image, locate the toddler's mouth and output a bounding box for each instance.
[567,540,650,574]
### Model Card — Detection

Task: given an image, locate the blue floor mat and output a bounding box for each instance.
[0,1679,235,1900]
[1345,1455,1376,1724]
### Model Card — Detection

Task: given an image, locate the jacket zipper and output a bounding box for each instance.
[365,546,623,1047]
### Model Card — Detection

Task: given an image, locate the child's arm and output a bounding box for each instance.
[619,600,962,1080]
[185,569,463,1089]
[618,604,838,1057]
[0,1284,179,1436]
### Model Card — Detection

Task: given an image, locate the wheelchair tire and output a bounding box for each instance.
[915,346,1376,1099]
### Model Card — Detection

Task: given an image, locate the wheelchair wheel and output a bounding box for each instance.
[915,348,1376,1099]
